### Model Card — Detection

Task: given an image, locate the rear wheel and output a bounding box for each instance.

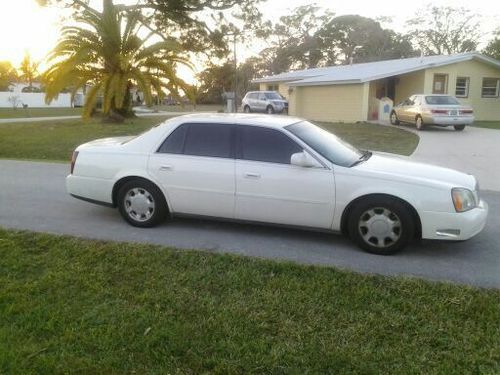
[243,105,251,113]
[266,105,274,114]
[348,197,415,255]
[117,179,167,227]
[390,111,400,125]
[415,115,424,131]
[454,125,465,131]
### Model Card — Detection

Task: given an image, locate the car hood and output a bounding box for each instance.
[271,99,288,104]
[77,136,136,150]
[353,152,476,189]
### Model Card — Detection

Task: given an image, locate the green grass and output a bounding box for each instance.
[0,116,172,162]
[0,107,82,119]
[318,122,419,156]
[0,229,498,373]
[0,117,418,162]
[474,121,500,130]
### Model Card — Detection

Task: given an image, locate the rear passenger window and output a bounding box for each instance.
[238,126,302,164]
[158,124,187,154]
[158,123,233,158]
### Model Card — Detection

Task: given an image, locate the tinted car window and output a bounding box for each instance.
[158,123,233,158]
[425,96,460,105]
[238,126,302,164]
[183,123,232,158]
[158,124,188,154]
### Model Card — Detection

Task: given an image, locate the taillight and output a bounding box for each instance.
[70,151,79,174]
[431,109,448,114]
[460,109,473,114]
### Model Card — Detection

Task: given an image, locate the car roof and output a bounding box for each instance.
[173,113,301,128]
[162,113,302,129]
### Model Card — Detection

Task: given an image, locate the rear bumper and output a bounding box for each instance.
[66,174,114,205]
[422,115,474,126]
[420,200,488,240]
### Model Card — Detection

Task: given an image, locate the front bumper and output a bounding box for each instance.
[420,200,488,240]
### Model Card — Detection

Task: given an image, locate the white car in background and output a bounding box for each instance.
[390,94,474,131]
[67,114,488,255]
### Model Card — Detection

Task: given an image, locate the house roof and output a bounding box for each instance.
[253,53,500,87]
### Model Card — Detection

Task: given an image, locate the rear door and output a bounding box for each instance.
[234,125,335,229]
[149,122,236,218]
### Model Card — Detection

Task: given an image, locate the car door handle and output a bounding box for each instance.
[160,165,173,171]
[244,172,261,178]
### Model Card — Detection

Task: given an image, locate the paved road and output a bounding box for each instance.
[402,124,500,191]
[0,160,498,288]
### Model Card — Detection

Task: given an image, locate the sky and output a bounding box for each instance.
[0,0,498,83]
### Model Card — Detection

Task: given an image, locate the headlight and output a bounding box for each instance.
[272,101,284,107]
[451,188,477,212]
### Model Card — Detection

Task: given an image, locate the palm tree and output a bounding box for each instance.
[43,0,192,119]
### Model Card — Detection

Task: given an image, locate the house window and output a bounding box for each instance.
[267,84,279,91]
[455,77,469,98]
[432,74,448,94]
[481,78,500,98]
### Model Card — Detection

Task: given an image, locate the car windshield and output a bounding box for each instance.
[264,92,282,100]
[425,96,460,105]
[285,121,363,167]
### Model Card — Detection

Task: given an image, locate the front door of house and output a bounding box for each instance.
[432,74,448,94]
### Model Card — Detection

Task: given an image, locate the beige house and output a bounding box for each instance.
[253,53,500,122]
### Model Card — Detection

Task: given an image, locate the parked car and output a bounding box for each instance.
[390,94,474,131]
[67,114,488,255]
[241,91,288,114]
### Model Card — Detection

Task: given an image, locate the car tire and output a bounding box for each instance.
[390,111,400,125]
[266,105,274,114]
[243,105,251,113]
[454,125,465,131]
[415,116,424,131]
[348,197,415,255]
[117,179,167,228]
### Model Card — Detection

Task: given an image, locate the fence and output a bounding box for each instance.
[0,92,72,108]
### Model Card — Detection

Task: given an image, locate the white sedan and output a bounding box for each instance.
[67,114,488,255]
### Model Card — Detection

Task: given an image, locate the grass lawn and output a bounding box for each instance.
[0,117,419,162]
[318,122,419,156]
[0,116,172,162]
[0,229,498,373]
[474,121,500,130]
[0,107,82,119]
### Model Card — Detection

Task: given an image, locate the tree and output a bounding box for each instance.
[406,6,481,55]
[484,29,500,61]
[43,0,193,120]
[318,15,416,65]
[0,61,18,91]
[37,0,264,58]
[19,52,39,89]
[255,5,333,74]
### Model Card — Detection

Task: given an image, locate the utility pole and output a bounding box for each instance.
[233,33,237,113]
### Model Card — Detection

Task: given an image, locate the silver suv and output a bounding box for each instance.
[241,91,288,114]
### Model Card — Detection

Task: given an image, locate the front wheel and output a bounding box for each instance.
[266,105,275,114]
[117,179,167,227]
[243,105,251,113]
[348,197,415,255]
[454,125,465,131]
[390,111,400,125]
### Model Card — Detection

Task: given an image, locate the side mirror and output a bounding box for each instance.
[290,151,322,168]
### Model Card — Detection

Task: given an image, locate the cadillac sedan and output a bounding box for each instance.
[67,114,488,255]
[390,94,474,131]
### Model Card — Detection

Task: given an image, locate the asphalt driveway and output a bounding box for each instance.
[0,159,498,288]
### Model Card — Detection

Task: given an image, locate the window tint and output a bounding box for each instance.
[158,124,188,154]
[238,126,302,164]
[158,123,232,158]
[183,123,232,158]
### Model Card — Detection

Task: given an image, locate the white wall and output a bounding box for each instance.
[0,92,72,108]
